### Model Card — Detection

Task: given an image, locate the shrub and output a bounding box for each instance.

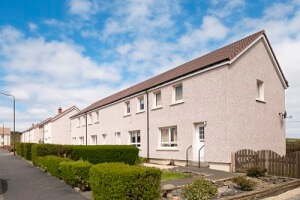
[232,176,256,191]
[89,163,162,200]
[23,143,35,161]
[60,160,93,191]
[31,144,139,165]
[31,144,68,165]
[246,167,267,177]
[16,142,24,157]
[68,145,139,165]
[181,178,217,200]
[36,155,72,178]
[135,157,148,165]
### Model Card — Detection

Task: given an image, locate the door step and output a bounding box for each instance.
[187,161,209,167]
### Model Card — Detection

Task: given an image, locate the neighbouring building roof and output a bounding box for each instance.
[23,106,79,132]
[0,127,11,135]
[72,30,288,118]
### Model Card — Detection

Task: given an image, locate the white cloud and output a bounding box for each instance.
[0,26,124,131]
[28,23,38,32]
[208,0,245,17]
[68,0,99,20]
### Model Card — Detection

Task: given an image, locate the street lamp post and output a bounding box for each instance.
[0,92,16,155]
[0,122,4,149]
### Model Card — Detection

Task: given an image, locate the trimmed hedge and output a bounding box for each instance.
[89,163,162,200]
[31,144,139,165]
[60,160,93,191]
[68,145,139,165]
[23,143,35,161]
[31,144,68,165]
[36,155,72,178]
[16,142,24,157]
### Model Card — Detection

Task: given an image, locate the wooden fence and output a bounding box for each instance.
[231,149,300,179]
[287,143,300,154]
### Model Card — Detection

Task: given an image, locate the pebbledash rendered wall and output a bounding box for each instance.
[70,38,286,171]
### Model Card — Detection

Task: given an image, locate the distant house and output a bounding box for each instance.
[0,127,11,150]
[71,30,287,171]
[22,106,80,145]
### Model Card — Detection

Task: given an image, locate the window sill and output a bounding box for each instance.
[88,123,92,126]
[156,148,179,151]
[256,99,266,104]
[136,110,145,114]
[123,113,131,117]
[170,100,185,106]
[95,121,99,124]
[151,106,163,111]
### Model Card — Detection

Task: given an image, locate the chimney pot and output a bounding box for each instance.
[58,107,62,114]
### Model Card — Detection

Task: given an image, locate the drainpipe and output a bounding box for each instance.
[85,113,88,145]
[146,91,149,160]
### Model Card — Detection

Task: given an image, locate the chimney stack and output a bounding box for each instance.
[58,107,62,114]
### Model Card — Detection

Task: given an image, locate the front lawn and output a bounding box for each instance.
[161,170,192,181]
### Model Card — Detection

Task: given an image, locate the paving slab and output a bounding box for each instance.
[0,150,87,200]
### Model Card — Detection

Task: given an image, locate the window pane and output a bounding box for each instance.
[199,127,204,140]
[130,132,136,143]
[171,128,177,142]
[140,98,144,110]
[161,129,169,142]
[127,102,130,113]
[175,85,183,101]
[137,131,141,143]
[156,92,161,106]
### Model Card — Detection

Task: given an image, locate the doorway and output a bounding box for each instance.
[194,123,205,162]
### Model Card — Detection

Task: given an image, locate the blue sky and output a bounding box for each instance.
[0,0,300,138]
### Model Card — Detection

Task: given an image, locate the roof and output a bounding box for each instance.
[23,106,79,132]
[72,30,288,118]
[0,127,11,135]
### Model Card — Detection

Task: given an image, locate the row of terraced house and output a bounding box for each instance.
[22,31,289,172]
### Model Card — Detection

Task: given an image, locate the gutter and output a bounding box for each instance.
[85,113,88,145]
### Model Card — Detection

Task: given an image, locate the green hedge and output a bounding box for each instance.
[60,160,93,191]
[23,143,35,161]
[16,142,24,157]
[31,144,139,165]
[68,145,139,165]
[31,144,68,165]
[89,163,161,200]
[36,155,72,178]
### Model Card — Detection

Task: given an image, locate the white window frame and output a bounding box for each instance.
[102,133,107,144]
[172,83,184,104]
[125,101,131,115]
[82,116,86,126]
[115,132,121,144]
[88,113,92,125]
[91,135,97,145]
[77,118,80,127]
[79,136,84,145]
[137,96,145,112]
[153,91,162,108]
[129,130,141,147]
[256,80,265,102]
[159,126,178,148]
[95,111,99,123]
[199,126,205,142]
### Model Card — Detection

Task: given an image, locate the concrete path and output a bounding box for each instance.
[0,150,87,200]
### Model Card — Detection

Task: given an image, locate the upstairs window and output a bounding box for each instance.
[154,91,161,107]
[160,127,177,148]
[88,113,92,125]
[257,80,264,101]
[138,97,145,111]
[174,84,183,102]
[95,111,99,123]
[82,116,86,126]
[129,130,141,147]
[77,118,80,127]
[125,101,131,114]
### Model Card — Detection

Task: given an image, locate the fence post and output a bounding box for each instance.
[231,153,236,172]
[297,152,300,178]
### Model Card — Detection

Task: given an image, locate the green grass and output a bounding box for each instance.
[161,170,192,182]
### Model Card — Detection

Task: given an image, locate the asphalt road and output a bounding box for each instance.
[0,150,87,200]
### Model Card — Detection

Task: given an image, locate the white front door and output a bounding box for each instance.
[194,123,205,162]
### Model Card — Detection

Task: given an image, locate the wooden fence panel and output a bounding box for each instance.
[233,149,300,179]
